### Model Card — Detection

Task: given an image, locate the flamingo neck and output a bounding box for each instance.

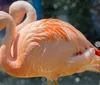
[9,1,37,32]
[17,10,37,32]
[0,13,16,48]
[0,12,19,72]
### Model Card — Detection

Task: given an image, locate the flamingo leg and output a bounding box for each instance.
[47,79,58,85]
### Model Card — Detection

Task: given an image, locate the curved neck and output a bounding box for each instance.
[0,13,16,48]
[9,1,37,32]
[0,11,17,71]
[17,8,37,32]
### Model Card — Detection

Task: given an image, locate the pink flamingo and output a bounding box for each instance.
[0,11,100,85]
[0,1,100,85]
[9,1,37,32]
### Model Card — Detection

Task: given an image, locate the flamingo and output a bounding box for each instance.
[1,11,100,85]
[9,1,37,32]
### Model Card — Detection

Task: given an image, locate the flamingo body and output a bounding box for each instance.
[0,1,100,82]
[1,19,98,79]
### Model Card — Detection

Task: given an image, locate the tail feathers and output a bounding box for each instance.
[95,48,100,57]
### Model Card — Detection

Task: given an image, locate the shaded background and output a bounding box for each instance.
[0,0,100,85]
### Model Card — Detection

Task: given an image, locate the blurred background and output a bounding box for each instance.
[0,0,100,85]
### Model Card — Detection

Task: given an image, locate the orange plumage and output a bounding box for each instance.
[0,1,100,85]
